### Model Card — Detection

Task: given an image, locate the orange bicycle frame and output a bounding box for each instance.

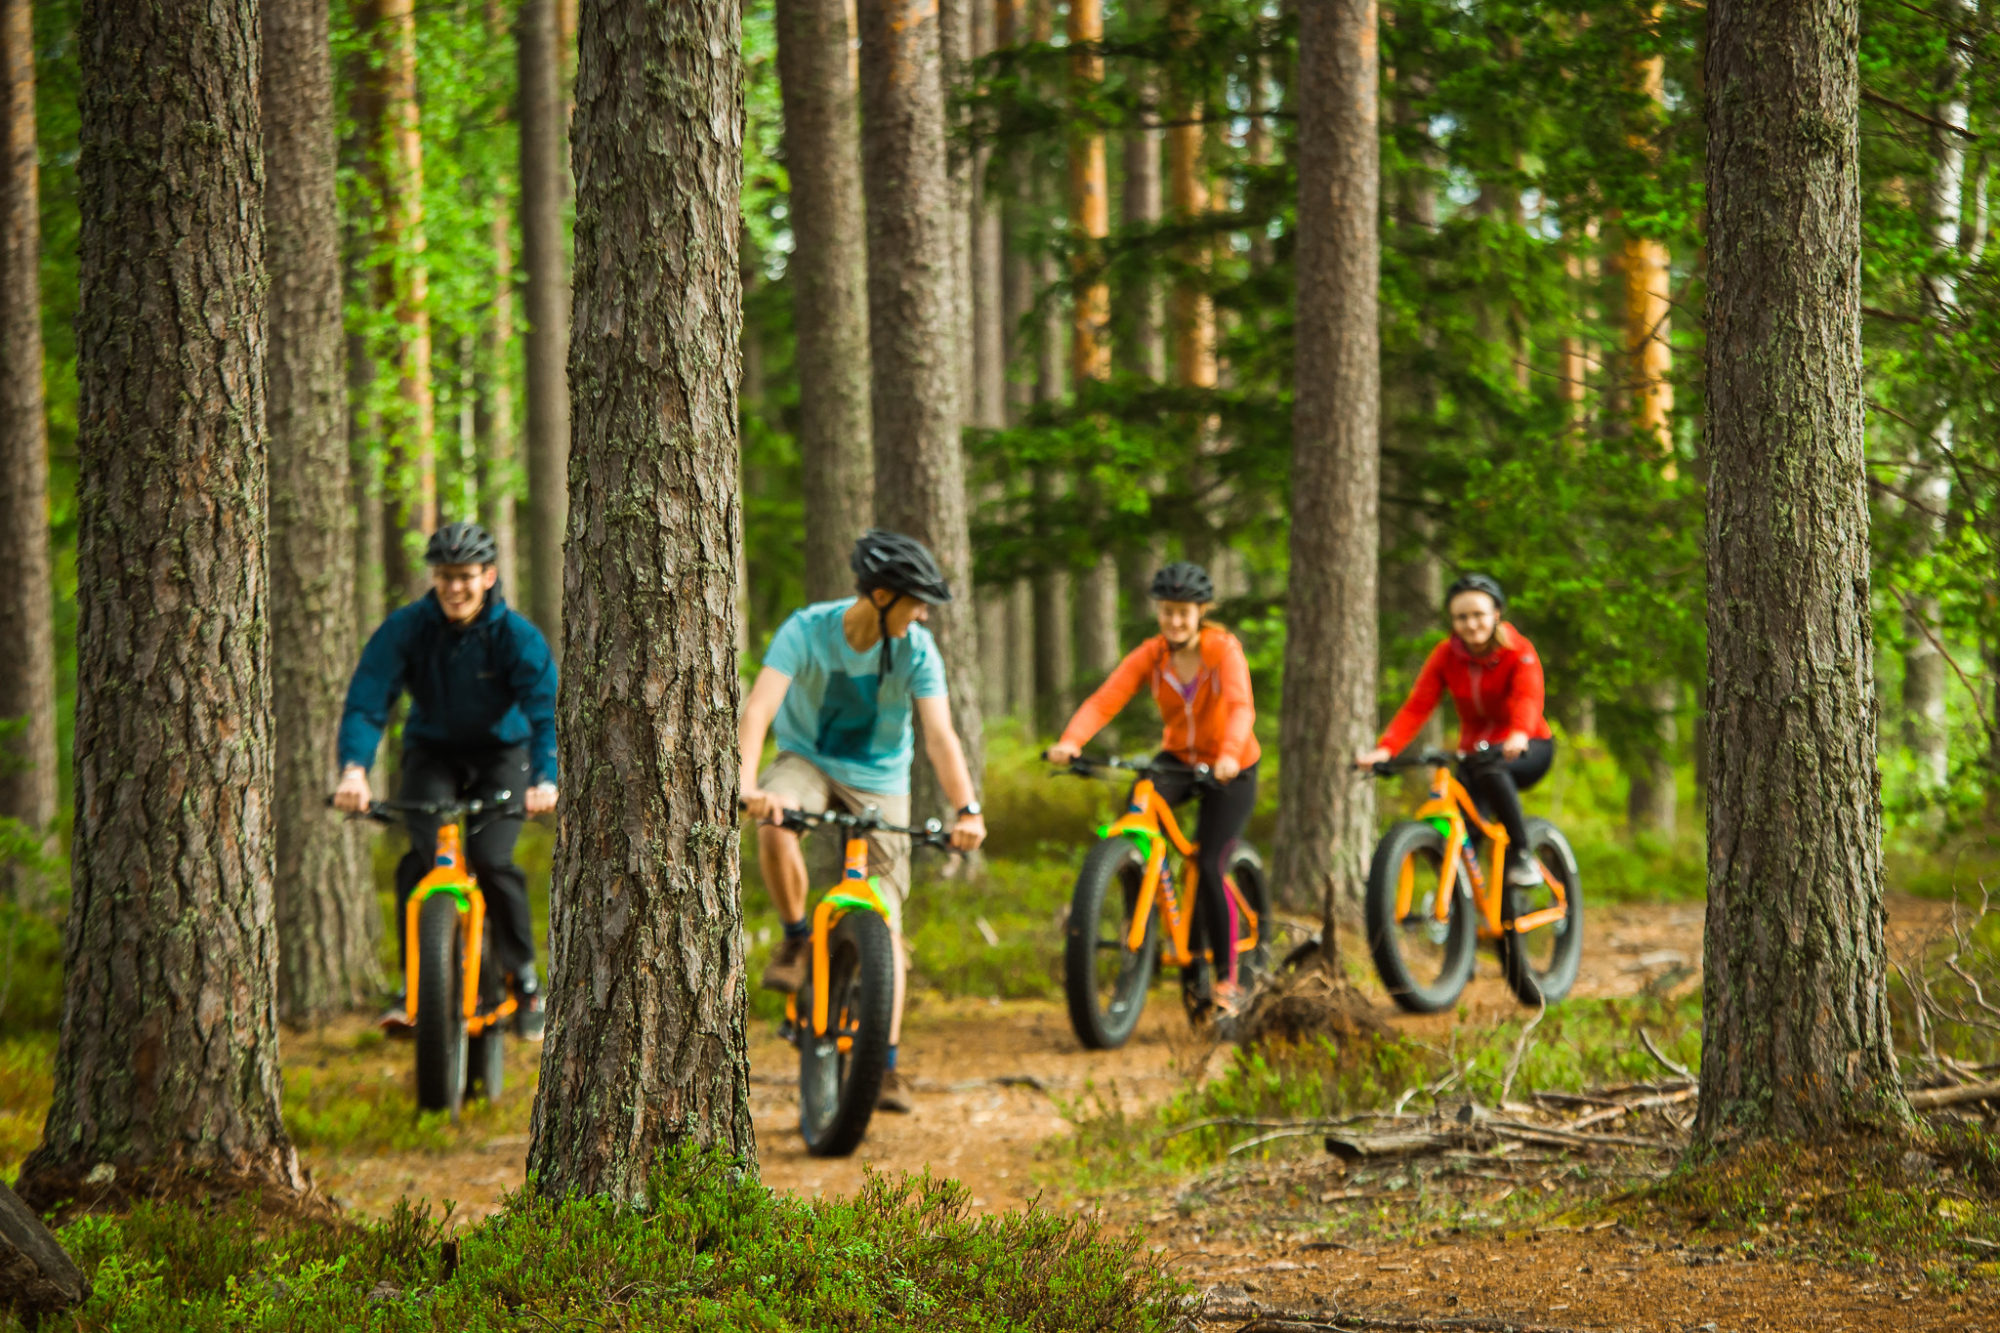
[1101,777,1261,969]
[784,833,893,1044]
[402,820,517,1035]
[1404,763,1567,940]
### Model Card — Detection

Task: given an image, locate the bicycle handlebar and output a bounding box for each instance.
[1365,742,1505,778]
[327,794,527,826]
[1049,753,1221,789]
[739,801,954,850]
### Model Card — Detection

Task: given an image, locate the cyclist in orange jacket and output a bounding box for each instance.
[1045,562,1260,1013]
[1355,573,1554,888]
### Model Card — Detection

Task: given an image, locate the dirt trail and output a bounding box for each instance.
[298,894,1984,1329]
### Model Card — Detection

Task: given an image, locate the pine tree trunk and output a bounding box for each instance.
[776,0,874,603]
[266,0,376,1023]
[0,0,58,852]
[525,0,754,1197]
[1165,1,1213,393]
[1007,580,1035,719]
[15,0,307,1206]
[1117,68,1164,381]
[859,0,985,801]
[1273,0,1379,920]
[970,0,1006,433]
[941,0,975,431]
[347,326,385,642]
[1698,0,1907,1144]
[1903,0,1974,792]
[519,0,571,639]
[1067,0,1109,384]
[478,203,520,597]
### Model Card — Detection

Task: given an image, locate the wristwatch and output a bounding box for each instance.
[957,802,983,818]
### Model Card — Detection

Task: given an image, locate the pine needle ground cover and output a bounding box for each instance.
[1,1151,1190,1332]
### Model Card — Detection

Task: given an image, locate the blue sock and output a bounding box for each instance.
[886,1045,898,1070]
[782,917,810,942]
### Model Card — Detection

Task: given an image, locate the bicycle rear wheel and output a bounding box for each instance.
[1364,821,1476,1014]
[1501,818,1584,1005]
[1063,837,1160,1050]
[415,892,468,1114]
[798,910,894,1157]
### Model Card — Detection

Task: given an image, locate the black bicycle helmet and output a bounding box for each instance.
[1445,572,1506,611]
[850,529,953,605]
[851,529,951,674]
[1149,561,1214,603]
[425,521,498,567]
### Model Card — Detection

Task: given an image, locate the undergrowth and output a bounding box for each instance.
[0,1147,1191,1332]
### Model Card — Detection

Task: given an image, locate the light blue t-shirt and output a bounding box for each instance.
[766,600,948,795]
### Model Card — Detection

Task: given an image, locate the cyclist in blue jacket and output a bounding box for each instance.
[331,522,558,1039]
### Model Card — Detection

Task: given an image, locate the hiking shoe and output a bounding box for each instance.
[376,995,413,1037]
[876,1069,914,1114]
[1506,855,1545,888]
[1210,978,1248,1019]
[513,966,546,1042]
[762,936,810,993]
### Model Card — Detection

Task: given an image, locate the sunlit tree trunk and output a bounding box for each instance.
[776,0,874,602]
[860,0,985,802]
[0,0,57,859]
[352,0,435,602]
[526,0,753,1198]
[971,0,1006,433]
[267,0,376,1021]
[16,0,307,1206]
[519,0,570,639]
[1273,0,1379,922]
[478,205,520,596]
[1698,0,1908,1146]
[1903,0,1976,791]
[1620,17,1679,837]
[1166,0,1213,395]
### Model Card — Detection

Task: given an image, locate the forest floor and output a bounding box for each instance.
[273,891,2000,1331]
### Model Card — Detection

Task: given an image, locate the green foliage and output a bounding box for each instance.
[1,1148,1191,1332]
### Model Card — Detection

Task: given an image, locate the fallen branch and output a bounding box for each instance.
[0,1180,90,1318]
[1909,1078,2000,1110]
[1499,1000,1547,1106]
[1567,1087,1698,1132]
[1321,1130,1464,1162]
[1636,1028,1695,1083]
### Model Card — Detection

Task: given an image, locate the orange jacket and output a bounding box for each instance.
[1058,626,1261,769]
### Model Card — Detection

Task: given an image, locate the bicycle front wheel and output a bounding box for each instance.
[1501,817,1584,1006]
[1365,821,1476,1014]
[414,892,468,1114]
[1226,843,1273,993]
[1064,837,1160,1050]
[798,910,894,1157]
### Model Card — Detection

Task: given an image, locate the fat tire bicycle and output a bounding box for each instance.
[761,806,950,1158]
[339,797,523,1115]
[1053,755,1271,1049]
[1361,746,1583,1013]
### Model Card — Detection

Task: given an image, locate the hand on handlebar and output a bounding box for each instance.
[332,766,373,814]
[1043,742,1080,766]
[950,811,986,852]
[1354,745,1392,771]
[525,782,558,816]
[739,785,795,824]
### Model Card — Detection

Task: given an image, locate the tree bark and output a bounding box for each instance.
[266,0,376,1023]
[970,0,1006,432]
[1272,0,1379,920]
[859,0,985,802]
[525,0,754,1199]
[0,0,57,852]
[1165,0,1214,393]
[1697,0,1908,1145]
[941,0,975,432]
[1117,68,1164,381]
[519,0,571,640]
[16,0,307,1207]
[1067,0,1109,384]
[776,0,874,603]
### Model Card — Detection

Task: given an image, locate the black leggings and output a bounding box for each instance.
[1147,755,1259,986]
[1462,738,1555,870]
[394,744,535,980]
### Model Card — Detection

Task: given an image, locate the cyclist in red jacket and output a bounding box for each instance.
[1354,573,1554,887]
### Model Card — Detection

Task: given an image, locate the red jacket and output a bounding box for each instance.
[1377,623,1552,756]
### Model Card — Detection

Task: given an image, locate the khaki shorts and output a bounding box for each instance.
[759,751,911,932]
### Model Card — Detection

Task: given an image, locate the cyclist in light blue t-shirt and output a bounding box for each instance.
[738,530,987,1113]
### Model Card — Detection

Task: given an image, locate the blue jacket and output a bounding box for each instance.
[338,590,558,783]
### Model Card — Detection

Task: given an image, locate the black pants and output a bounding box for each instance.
[1148,755,1259,986]
[1462,738,1555,872]
[394,744,535,981]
